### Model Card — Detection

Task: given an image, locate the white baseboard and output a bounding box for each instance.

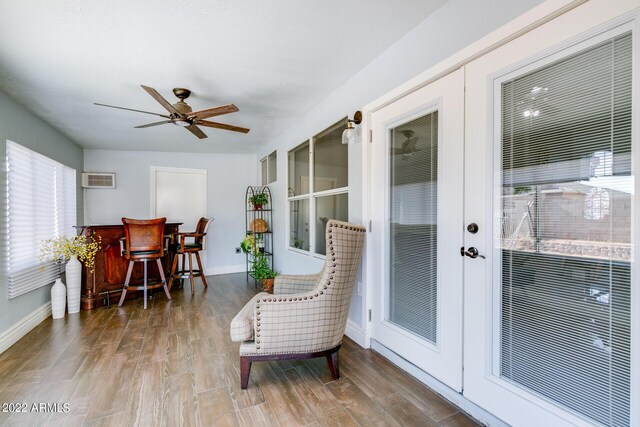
[371,340,508,427]
[204,264,246,276]
[0,302,51,354]
[345,319,367,348]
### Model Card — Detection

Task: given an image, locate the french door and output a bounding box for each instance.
[369,1,638,425]
[464,2,638,426]
[370,69,464,391]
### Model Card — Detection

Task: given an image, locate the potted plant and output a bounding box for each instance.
[252,253,278,292]
[249,193,269,210]
[240,235,255,254]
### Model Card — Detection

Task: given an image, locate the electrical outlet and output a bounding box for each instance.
[235,247,241,254]
[357,281,363,296]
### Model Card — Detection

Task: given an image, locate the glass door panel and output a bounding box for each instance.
[389,112,439,344]
[497,32,632,426]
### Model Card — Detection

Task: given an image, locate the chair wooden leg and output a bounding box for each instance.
[240,357,252,390]
[326,349,340,380]
[143,259,148,310]
[188,253,195,294]
[118,261,135,307]
[195,251,208,288]
[168,252,179,290]
[157,259,172,301]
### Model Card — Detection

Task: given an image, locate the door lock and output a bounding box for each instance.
[467,223,479,234]
[460,246,485,259]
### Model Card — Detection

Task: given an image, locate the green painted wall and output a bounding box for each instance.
[0,90,84,334]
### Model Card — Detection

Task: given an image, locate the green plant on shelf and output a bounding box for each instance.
[252,253,278,280]
[248,193,269,210]
[240,235,255,254]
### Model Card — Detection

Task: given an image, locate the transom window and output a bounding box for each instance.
[260,151,277,185]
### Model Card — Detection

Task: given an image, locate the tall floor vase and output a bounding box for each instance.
[66,255,82,314]
[51,278,66,319]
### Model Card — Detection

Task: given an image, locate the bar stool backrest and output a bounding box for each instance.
[195,217,214,250]
[122,217,167,260]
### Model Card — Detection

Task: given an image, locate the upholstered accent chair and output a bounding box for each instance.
[230,219,366,389]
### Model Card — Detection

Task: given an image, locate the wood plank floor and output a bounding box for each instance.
[0,273,480,427]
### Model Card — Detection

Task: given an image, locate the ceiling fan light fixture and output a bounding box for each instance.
[342,110,362,144]
[172,119,191,127]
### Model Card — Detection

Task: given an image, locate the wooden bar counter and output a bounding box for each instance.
[78,223,182,310]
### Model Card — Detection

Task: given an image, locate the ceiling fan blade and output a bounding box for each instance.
[94,103,171,119]
[185,125,208,139]
[188,104,239,120]
[140,85,181,116]
[134,120,172,128]
[197,120,250,134]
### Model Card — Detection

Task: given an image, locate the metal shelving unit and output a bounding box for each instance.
[245,186,273,284]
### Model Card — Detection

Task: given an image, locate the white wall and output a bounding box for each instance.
[84,149,257,273]
[257,0,544,334]
[0,89,84,337]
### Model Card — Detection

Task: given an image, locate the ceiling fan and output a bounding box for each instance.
[94,85,250,139]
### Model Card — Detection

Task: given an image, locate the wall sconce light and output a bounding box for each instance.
[342,111,362,144]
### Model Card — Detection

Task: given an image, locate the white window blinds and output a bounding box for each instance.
[6,140,77,299]
[499,32,632,426]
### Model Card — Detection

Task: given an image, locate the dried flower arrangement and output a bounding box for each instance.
[39,235,101,272]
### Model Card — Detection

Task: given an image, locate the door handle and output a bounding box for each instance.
[460,247,485,259]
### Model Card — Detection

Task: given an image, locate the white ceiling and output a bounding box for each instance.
[0,0,447,153]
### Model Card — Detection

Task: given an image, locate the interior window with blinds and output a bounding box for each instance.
[499,32,631,426]
[388,112,438,344]
[6,140,77,299]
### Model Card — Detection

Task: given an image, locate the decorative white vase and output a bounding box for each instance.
[51,278,66,319]
[65,255,82,314]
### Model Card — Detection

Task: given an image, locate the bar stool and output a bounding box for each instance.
[118,217,172,309]
[168,217,213,294]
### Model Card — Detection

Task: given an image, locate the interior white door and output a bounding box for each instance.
[464,2,638,426]
[151,166,207,231]
[370,68,464,391]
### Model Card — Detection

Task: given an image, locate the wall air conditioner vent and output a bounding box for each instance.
[82,172,116,189]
